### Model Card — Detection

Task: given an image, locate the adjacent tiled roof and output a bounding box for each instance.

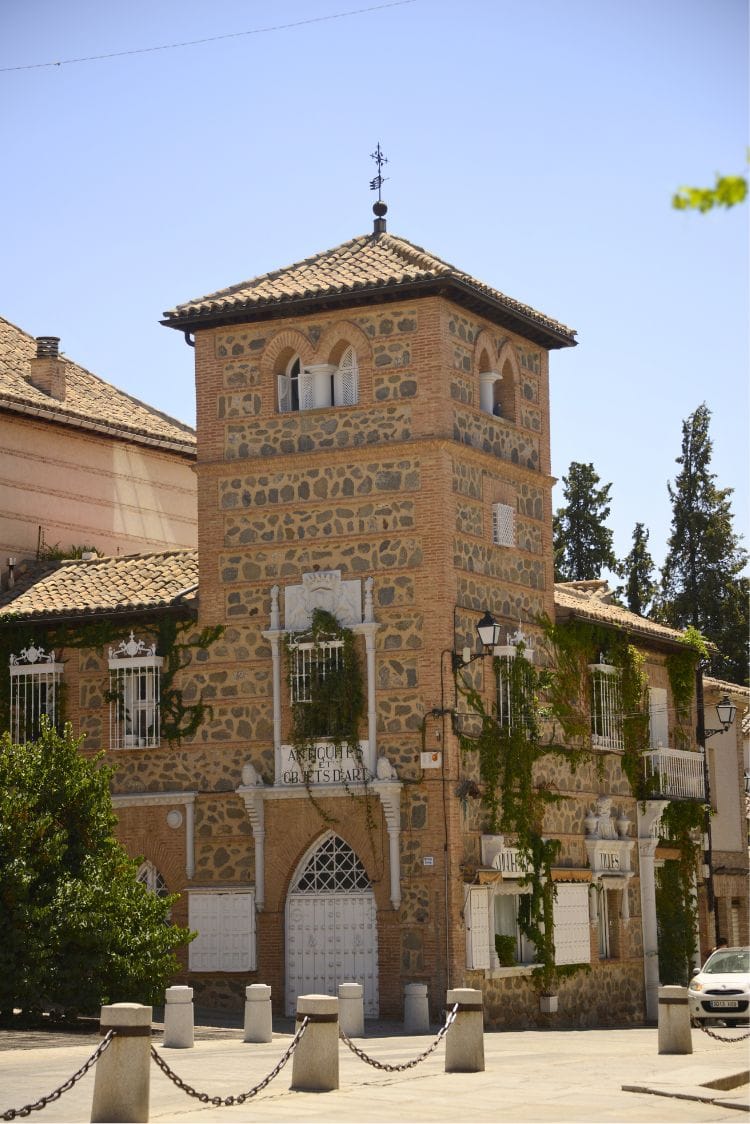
[704,676,750,700]
[0,551,198,622]
[162,231,577,350]
[554,581,689,649]
[0,316,196,454]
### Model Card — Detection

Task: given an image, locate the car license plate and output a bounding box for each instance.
[711,1000,739,1008]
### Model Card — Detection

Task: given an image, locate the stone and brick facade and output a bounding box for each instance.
[1,223,746,1028]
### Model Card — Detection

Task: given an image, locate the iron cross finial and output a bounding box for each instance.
[369,142,388,201]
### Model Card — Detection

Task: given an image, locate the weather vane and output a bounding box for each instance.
[369,142,388,201]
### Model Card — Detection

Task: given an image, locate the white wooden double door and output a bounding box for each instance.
[285,834,379,1017]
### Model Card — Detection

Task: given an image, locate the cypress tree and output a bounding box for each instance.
[659,404,748,684]
[619,522,657,617]
[553,462,618,582]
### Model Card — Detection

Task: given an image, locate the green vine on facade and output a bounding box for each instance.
[284,609,375,836]
[456,649,561,988]
[665,627,707,751]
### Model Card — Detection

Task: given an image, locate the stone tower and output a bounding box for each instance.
[161,217,576,1016]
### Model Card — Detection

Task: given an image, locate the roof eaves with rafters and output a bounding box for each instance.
[162,232,577,350]
[0,551,198,623]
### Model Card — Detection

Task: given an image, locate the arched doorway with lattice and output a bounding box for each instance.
[285,832,379,1017]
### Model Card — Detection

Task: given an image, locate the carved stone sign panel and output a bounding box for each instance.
[284,571,362,631]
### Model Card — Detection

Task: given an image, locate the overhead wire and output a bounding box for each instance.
[0,0,417,73]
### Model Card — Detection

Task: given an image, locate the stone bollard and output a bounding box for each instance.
[291,994,339,1092]
[338,982,365,1038]
[658,985,693,1055]
[444,987,485,1073]
[163,985,194,1049]
[403,982,430,1033]
[244,983,273,1043]
[91,1003,152,1123]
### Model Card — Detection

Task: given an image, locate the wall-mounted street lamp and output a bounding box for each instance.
[451,610,502,672]
[695,669,738,950]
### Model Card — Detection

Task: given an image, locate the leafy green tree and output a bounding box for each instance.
[618,522,657,617]
[0,721,193,1016]
[673,172,747,213]
[553,462,618,582]
[659,404,749,684]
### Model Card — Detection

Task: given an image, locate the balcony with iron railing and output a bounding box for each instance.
[643,746,706,801]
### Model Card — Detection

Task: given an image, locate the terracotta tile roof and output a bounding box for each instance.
[554,581,688,648]
[162,232,577,350]
[704,676,750,699]
[0,551,198,621]
[0,316,196,454]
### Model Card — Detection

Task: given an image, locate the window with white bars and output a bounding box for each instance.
[492,502,515,547]
[9,643,62,743]
[289,638,344,738]
[108,632,163,750]
[495,652,534,731]
[589,662,624,752]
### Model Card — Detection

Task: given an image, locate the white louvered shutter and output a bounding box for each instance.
[649,687,668,748]
[492,502,515,547]
[334,346,359,406]
[278,373,291,413]
[465,886,491,969]
[299,368,315,411]
[189,892,256,971]
[552,884,591,965]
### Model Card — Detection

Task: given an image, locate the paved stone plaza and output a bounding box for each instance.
[0,1017,747,1123]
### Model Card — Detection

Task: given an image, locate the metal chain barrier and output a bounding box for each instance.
[149,1015,309,1106]
[1,1030,114,1121]
[696,1022,750,1044]
[339,1002,459,1072]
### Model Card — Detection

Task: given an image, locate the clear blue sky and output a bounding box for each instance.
[2,0,747,578]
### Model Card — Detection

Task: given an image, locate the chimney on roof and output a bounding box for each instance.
[28,336,66,400]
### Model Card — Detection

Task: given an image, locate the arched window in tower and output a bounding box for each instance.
[278,355,314,413]
[494,358,516,422]
[334,346,359,406]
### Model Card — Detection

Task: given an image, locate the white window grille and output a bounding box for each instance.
[9,642,63,743]
[492,502,515,547]
[334,346,359,406]
[553,883,592,965]
[188,890,256,972]
[278,355,314,414]
[108,632,163,749]
[589,660,624,752]
[495,628,534,730]
[289,639,343,705]
[494,889,537,965]
[136,860,169,898]
[291,834,371,894]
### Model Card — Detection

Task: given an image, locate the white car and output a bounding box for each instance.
[688,946,750,1026]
